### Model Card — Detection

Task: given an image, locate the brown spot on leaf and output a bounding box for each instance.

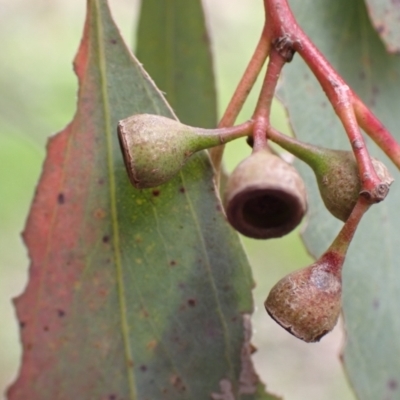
[134,235,142,243]
[187,298,196,307]
[171,335,180,344]
[94,208,106,219]
[146,339,157,350]
[110,39,117,44]
[43,326,49,332]
[140,308,149,318]
[170,375,186,392]
[19,321,26,328]
[57,309,66,317]
[94,341,102,349]
[152,189,160,197]
[170,260,177,267]
[140,365,147,372]
[57,193,65,204]
[102,235,110,243]
[388,378,398,391]
[179,187,185,193]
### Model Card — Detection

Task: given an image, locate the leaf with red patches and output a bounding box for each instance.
[8,1,277,399]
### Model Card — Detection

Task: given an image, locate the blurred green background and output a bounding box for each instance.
[0,0,355,399]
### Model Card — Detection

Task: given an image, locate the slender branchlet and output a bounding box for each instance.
[210,26,271,172]
[252,48,286,151]
[353,95,400,170]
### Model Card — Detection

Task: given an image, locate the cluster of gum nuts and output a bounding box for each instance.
[117,114,393,343]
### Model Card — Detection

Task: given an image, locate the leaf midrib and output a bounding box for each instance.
[94,0,137,399]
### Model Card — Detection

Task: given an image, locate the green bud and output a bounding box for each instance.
[267,132,394,221]
[118,114,250,189]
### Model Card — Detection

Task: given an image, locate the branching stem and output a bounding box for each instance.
[216,0,398,205]
[252,48,286,151]
[257,0,395,203]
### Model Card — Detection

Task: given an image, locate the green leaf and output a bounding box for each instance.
[363,0,400,53]
[279,0,400,399]
[8,0,278,399]
[136,0,217,128]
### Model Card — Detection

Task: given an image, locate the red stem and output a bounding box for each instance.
[210,27,271,170]
[353,95,400,170]
[218,27,271,128]
[329,197,370,256]
[334,104,380,194]
[318,197,370,277]
[252,48,286,151]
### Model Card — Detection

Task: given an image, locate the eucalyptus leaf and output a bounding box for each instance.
[136,0,217,128]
